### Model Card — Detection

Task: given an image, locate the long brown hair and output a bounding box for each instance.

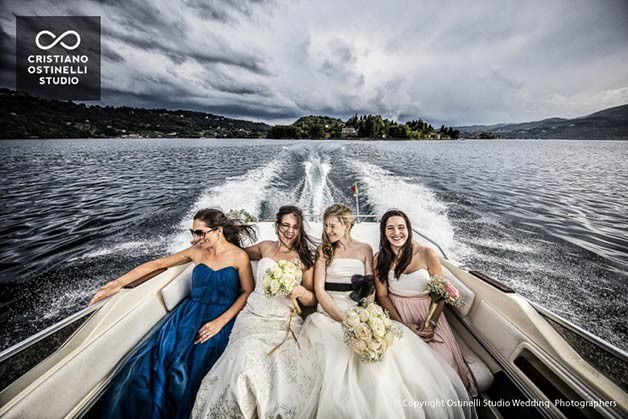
[275,205,316,269]
[377,209,413,284]
[321,204,355,266]
[193,208,257,248]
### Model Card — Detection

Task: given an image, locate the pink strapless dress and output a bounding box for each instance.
[388,269,478,397]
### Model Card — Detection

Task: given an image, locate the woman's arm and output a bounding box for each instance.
[313,253,345,322]
[363,244,374,276]
[417,247,446,339]
[88,247,194,306]
[195,250,254,344]
[245,240,268,261]
[288,265,317,307]
[373,253,404,322]
[362,244,376,303]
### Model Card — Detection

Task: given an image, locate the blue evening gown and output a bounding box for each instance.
[100,264,240,419]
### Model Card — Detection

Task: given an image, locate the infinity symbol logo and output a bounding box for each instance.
[35,30,81,50]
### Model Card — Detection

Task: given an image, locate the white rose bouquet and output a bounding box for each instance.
[263,258,303,314]
[342,300,402,362]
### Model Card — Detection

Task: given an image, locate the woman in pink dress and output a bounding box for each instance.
[374,209,478,397]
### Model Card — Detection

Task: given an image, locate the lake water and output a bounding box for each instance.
[0,138,627,351]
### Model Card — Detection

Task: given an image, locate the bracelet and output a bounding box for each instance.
[429,320,437,328]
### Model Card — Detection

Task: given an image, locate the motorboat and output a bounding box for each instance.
[1,219,626,418]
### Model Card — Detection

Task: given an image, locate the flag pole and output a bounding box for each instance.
[352,182,360,218]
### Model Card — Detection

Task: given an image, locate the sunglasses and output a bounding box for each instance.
[189,227,218,237]
[278,222,300,232]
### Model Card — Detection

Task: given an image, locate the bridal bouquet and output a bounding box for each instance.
[263,258,302,314]
[342,301,403,362]
[426,274,463,307]
[423,275,463,329]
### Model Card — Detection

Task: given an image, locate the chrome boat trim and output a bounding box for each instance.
[528,300,628,363]
[0,300,105,363]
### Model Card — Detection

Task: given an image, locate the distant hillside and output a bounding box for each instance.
[456,104,628,140]
[267,114,459,140]
[0,89,270,139]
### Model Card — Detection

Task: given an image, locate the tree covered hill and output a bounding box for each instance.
[456,104,628,140]
[267,114,459,140]
[0,89,271,139]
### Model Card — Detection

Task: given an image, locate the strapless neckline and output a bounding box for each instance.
[331,258,364,264]
[398,267,429,277]
[259,256,303,263]
[388,267,430,296]
[196,263,237,273]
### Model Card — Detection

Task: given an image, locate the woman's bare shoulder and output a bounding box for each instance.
[256,240,275,251]
[314,245,328,263]
[232,246,251,266]
[185,245,203,263]
[353,240,373,259]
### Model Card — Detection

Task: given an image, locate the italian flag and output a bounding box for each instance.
[351,182,359,196]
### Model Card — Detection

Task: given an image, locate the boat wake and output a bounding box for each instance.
[292,149,346,218]
[166,148,468,265]
[348,160,471,264]
[169,158,288,252]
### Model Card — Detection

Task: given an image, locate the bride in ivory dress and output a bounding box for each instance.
[192,206,320,419]
[299,204,475,419]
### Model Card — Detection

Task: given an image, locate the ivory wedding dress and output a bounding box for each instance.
[298,258,476,419]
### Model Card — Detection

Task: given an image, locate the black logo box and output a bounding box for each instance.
[16,16,101,100]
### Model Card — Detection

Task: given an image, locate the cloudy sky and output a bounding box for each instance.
[1,0,627,125]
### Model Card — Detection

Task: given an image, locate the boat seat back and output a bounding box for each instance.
[161,264,194,311]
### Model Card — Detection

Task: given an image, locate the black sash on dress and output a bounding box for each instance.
[324,282,353,292]
[325,274,374,302]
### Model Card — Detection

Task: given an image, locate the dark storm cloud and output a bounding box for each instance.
[1,0,627,124]
[0,26,15,76]
[102,26,268,74]
[100,85,299,121]
[182,0,277,24]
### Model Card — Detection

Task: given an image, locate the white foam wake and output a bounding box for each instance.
[168,159,286,252]
[350,160,471,264]
[296,150,335,217]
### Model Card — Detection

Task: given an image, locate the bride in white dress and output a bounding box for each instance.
[192,206,320,419]
[299,204,475,418]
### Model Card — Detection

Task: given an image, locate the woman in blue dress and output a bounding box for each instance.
[88,208,256,419]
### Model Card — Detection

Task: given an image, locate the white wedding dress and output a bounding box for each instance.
[191,257,320,419]
[298,258,476,419]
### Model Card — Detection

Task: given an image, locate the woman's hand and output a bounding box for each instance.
[88,279,122,306]
[416,325,435,342]
[195,318,226,344]
[287,285,307,301]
